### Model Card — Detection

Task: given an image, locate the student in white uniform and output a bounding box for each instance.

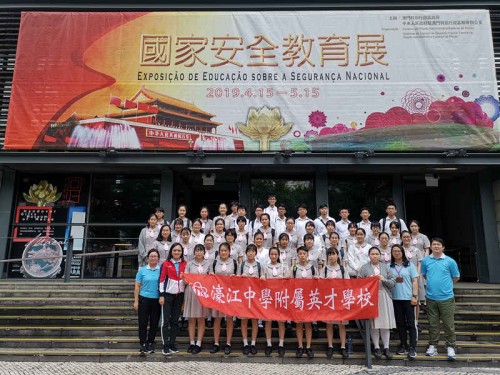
[183,244,210,354]
[336,208,351,239]
[212,218,226,247]
[155,207,169,228]
[277,233,296,271]
[234,205,248,230]
[213,203,231,231]
[358,207,373,237]
[203,234,218,262]
[293,246,318,359]
[153,224,172,264]
[264,194,279,225]
[235,216,249,250]
[138,214,160,267]
[263,247,288,357]
[322,220,336,249]
[180,227,196,262]
[299,221,325,250]
[190,219,206,246]
[295,204,311,242]
[254,213,275,248]
[378,232,392,264]
[389,221,402,246]
[346,228,371,277]
[303,233,324,273]
[248,205,264,236]
[251,231,270,266]
[283,217,298,251]
[209,242,237,355]
[228,201,240,230]
[174,204,192,230]
[328,231,345,264]
[224,228,244,264]
[314,204,334,237]
[171,219,183,244]
[238,244,264,356]
[322,247,350,359]
[379,203,408,234]
[367,222,382,247]
[342,222,358,251]
[198,206,213,235]
[274,203,288,237]
[409,220,431,257]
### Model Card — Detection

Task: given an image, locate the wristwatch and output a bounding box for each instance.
[412,294,417,298]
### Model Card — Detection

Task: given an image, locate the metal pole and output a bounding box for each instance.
[64,236,74,283]
[364,319,372,369]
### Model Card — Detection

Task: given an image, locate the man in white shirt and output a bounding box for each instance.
[357,207,373,237]
[274,202,287,238]
[295,203,311,241]
[336,208,351,238]
[248,205,264,236]
[379,203,408,234]
[264,194,278,226]
[228,201,240,229]
[233,205,249,230]
[313,204,334,237]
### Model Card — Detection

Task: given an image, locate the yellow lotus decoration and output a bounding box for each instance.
[236,106,293,151]
[23,180,62,206]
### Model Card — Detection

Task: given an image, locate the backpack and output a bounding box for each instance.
[292,265,315,278]
[240,261,261,277]
[324,264,345,279]
[212,258,237,275]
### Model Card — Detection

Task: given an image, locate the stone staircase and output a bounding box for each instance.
[0,280,498,367]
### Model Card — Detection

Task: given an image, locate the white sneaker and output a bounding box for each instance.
[426,345,437,356]
[447,346,456,360]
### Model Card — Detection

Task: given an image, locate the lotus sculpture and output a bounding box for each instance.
[236,106,293,151]
[23,180,62,206]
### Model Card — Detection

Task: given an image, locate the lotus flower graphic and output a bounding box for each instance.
[236,106,293,151]
[23,180,62,206]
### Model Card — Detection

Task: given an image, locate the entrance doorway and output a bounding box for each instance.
[404,174,478,281]
[174,171,240,220]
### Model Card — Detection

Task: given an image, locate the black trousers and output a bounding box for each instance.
[393,299,417,348]
[138,295,161,345]
[161,292,184,349]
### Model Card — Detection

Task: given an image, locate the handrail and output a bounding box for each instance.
[0,248,138,264]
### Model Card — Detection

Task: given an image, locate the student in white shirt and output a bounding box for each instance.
[336,208,351,238]
[295,203,311,241]
[248,205,264,236]
[274,202,287,236]
[228,201,240,229]
[358,207,373,237]
[379,203,408,234]
[264,194,278,225]
[314,203,334,237]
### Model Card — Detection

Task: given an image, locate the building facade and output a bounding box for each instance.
[0,1,499,282]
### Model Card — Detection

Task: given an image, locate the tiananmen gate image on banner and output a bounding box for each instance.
[5,10,499,152]
[183,274,379,322]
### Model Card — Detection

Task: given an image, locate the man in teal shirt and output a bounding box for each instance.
[421,238,460,360]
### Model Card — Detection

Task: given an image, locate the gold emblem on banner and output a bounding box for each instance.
[236,106,292,151]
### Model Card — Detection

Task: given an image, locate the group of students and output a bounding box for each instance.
[134,198,460,360]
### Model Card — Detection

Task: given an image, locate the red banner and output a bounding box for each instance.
[183,274,379,322]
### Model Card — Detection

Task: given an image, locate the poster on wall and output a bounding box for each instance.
[8,176,89,278]
[5,10,499,152]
